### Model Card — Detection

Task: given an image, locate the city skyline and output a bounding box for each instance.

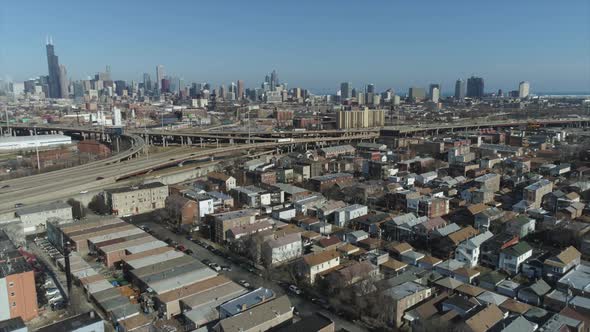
[1,0,589,92]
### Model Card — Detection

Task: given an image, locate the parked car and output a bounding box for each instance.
[176,245,186,252]
[164,238,173,244]
[48,295,63,304]
[288,285,302,295]
[50,300,67,311]
[44,279,55,288]
[221,265,232,272]
[202,259,211,266]
[312,298,331,309]
[209,263,222,272]
[184,249,193,255]
[45,288,60,296]
[238,280,251,288]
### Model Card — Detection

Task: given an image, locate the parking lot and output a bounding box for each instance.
[26,237,98,330]
[129,219,368,332]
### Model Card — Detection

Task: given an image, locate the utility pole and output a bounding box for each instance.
[34,126,41,171]
[4,104,9,136]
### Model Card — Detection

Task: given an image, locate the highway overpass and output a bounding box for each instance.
[0,133,376,214]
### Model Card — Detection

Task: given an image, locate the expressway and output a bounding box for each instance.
[0,134,377,214]
[2,116,588,214]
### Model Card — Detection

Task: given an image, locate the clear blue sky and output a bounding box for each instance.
[1,0,589,93]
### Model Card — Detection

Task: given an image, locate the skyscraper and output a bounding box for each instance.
[143,73,152,92]
[519,81,530,99]
[454,79,465,100]
[237,80,244,100]
[156,65,165,91]
[367,84,375,94]
[270,70,278,90]
[466,76,484,98]
[45,38,62,98]
[429,84,440,98]
[430,87,440,103]
[409,87,426,102]
[59,65,68,98]
[340,82,352,100]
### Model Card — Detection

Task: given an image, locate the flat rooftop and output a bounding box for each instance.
[36,311,103,332]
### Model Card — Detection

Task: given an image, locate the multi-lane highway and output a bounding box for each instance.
[2,116,587,214]
[0,134,377,213]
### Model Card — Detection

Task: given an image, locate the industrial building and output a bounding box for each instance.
[47,218,128,254]
[0,134,72,151]
[36,311,104,332]
[15,202,73,235]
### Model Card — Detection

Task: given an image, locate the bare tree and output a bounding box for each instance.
[66,198,86,219]
[88,194,110,215]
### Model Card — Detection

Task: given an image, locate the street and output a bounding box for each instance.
[127,218,368,332]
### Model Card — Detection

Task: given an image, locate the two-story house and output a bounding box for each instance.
[454,231,494,267]
[543,246,581,281]
[300,250,340,284]
[499,241,533,275]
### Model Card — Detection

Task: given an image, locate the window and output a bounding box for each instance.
[10,292,15,297]
[8,282,14,287]
[11,302,16,307]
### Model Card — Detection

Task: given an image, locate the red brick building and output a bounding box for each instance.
[78,140,111,158]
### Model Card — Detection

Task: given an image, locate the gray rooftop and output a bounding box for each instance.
[383,281,428,300]
[15,201,71,216]
[219,287,275,317]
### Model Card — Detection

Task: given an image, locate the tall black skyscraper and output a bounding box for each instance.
[46,37,62,98]
[466,76,484,99]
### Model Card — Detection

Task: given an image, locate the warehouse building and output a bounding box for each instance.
[0,134,72,151]
[15,202,72,235]
[47,218,126,254]
[155,275,234,319]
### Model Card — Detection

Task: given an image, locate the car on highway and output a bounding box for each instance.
[288,285,302,295]
[95,176,104,180]
[79,190,88,194]
[14,203,24,208]
[1,185,9,189]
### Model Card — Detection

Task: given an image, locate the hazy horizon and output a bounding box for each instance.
[1,0,589,93]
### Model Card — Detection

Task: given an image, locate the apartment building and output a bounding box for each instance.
[105,182,168,216]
